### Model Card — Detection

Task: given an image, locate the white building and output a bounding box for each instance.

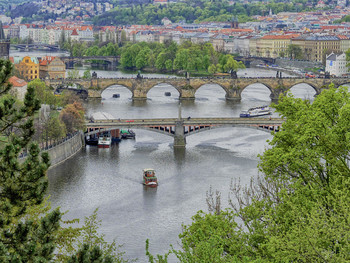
[325,52,349,77]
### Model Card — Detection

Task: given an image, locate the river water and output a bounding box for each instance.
[11,50,317,262]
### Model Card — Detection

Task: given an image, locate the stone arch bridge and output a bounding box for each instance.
[46,77,350,101]
[86,117,284,147]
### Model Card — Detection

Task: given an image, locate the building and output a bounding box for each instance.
[14,56,39,80]
[0,21,10,60]
[39,56,66,79]
[8,76,27,101]
[292,35,340,62]
[325,52,348,76]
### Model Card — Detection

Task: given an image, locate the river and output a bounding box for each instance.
[11,50,316,262]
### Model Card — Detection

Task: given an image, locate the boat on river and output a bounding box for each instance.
[240,106,272,118]
[98,133,112,148]
[143,168,158,187]
[121,129,136,139]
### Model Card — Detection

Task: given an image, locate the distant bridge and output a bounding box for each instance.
[234,56,276,66]
[60,56,119,70]
[86,117,284,147]
[46,77,350,101]
[10,44,60,52]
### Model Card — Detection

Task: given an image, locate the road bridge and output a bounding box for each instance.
[46,77,350,101]
[60,56,119,70]
[86,117,284,147]
[10,44,60,52]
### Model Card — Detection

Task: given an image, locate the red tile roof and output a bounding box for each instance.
[8,76,27,87]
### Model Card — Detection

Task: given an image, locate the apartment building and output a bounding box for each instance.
[39,56,66,79]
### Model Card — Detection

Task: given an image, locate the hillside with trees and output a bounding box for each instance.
[93,0,310,25]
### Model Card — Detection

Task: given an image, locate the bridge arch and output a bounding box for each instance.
[239,82,274,100]
[194,83,230,99]
[286,81,319,96]
[101,84,133,99]
[146,83,181,98]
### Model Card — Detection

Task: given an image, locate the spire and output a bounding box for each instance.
[0,21,5,40]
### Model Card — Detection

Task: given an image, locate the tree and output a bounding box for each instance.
[28,78,57,106]
[59,101,85,133]
[67,69,80,79]
[83,69,92,79]
[208,64,217,74]
[223,55,245,72]
[157,85,350,262]
[286,44,303,59]
[0,59,62,261]
[67,208,130,263]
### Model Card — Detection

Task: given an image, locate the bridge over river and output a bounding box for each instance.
[47,77,350,101]
[86,117,284,147]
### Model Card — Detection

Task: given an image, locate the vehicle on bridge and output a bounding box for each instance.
[143,168,158,187]
[240,106,272,118]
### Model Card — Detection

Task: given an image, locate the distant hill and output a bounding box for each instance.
[9,2,41,19]
[0,0,29,12]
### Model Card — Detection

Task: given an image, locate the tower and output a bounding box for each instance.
[230,16,239,29]
[0,21,10,60]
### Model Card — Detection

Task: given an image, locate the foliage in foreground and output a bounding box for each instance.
[147,85,350,262]
[0,59,130,262]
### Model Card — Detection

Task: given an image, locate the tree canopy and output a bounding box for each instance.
[148,85,350,262]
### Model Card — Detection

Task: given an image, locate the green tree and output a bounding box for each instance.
[83,69,92,79]
[223,55,245,72]
[68,208,130,263]
[152,85,350,262]
[28,78,58,106]
[208,64,217,74]
[0,59,62,261]
[286,44,303,59]
[135,48,151,69]
[165,59,173,71]
[67,69,80,79]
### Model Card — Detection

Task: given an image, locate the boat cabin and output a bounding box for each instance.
[143,168,158,187]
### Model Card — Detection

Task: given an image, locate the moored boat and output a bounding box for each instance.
[98,133,112,148]
[240,105,272,118]
[120,129,136,139]
[143,168,158,187]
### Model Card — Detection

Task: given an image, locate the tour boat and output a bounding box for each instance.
[240,105,272,118]
[143,168,158,187]
[98,133,112,148]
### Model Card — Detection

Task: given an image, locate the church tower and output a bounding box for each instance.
[0,22,10,60]
[230,16,239,29]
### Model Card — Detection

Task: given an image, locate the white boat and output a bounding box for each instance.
[240,106,272,118]
[98,133,112,148]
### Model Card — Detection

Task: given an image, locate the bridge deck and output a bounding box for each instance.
[86,117,284,128]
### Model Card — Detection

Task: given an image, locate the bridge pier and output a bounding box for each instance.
[174,120,186,147]
[226,88,241,101]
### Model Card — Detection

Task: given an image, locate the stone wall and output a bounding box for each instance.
[45,132,84,169]
[276,58,323,70]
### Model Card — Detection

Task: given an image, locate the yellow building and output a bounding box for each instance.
[257,34,300,58]
[14,56,39,80]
